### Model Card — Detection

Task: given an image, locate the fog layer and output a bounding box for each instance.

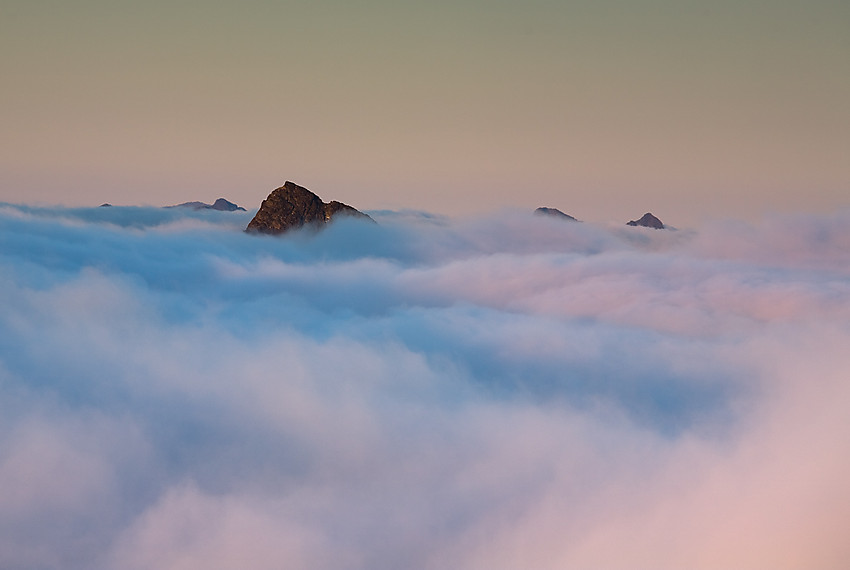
[1,204,849,569]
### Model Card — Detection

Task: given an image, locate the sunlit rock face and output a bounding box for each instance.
[627,212,665,229]
[246,181,373,235]
[534,207,578,221]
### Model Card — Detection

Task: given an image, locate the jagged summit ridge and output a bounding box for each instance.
[246,181,372,235]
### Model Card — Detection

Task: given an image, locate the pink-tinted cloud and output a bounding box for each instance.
[1,204,848,569]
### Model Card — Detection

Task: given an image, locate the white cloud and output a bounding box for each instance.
[1,204,849,569]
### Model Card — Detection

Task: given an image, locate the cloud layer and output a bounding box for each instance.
[1,204,849,569]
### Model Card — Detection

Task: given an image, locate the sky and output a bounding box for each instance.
[2,204,850,568]
[2,0,848,224]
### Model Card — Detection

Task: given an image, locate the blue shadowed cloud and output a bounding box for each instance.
[1,203,849,568]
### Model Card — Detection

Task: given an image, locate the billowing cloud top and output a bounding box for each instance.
[1,203,849,569]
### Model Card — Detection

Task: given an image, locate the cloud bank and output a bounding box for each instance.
[1,203,849,569]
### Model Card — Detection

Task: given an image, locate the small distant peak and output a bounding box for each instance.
[211,198,246,211]
[99,203,113,207]
[534,207,577,221]
[627,212,664,229]
[166,201,210,210]
[165,198,245,211]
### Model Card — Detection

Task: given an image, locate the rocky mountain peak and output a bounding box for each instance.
[246,181,372,235]
[627,212,664,229]
[211,198,246,211]
[166,199,245,211]
[534,207,578,221]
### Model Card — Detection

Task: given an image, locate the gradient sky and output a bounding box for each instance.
[2,0,848,224]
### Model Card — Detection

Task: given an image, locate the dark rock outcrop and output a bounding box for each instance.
[534,207,578,221]
[627,213,664,229]
[246,181,372,235]
[99,203,112,207]
[167,199,246,211]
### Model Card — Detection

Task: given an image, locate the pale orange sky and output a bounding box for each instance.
[1,0,848,226]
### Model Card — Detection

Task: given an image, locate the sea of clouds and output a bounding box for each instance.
[1,202,849,569]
